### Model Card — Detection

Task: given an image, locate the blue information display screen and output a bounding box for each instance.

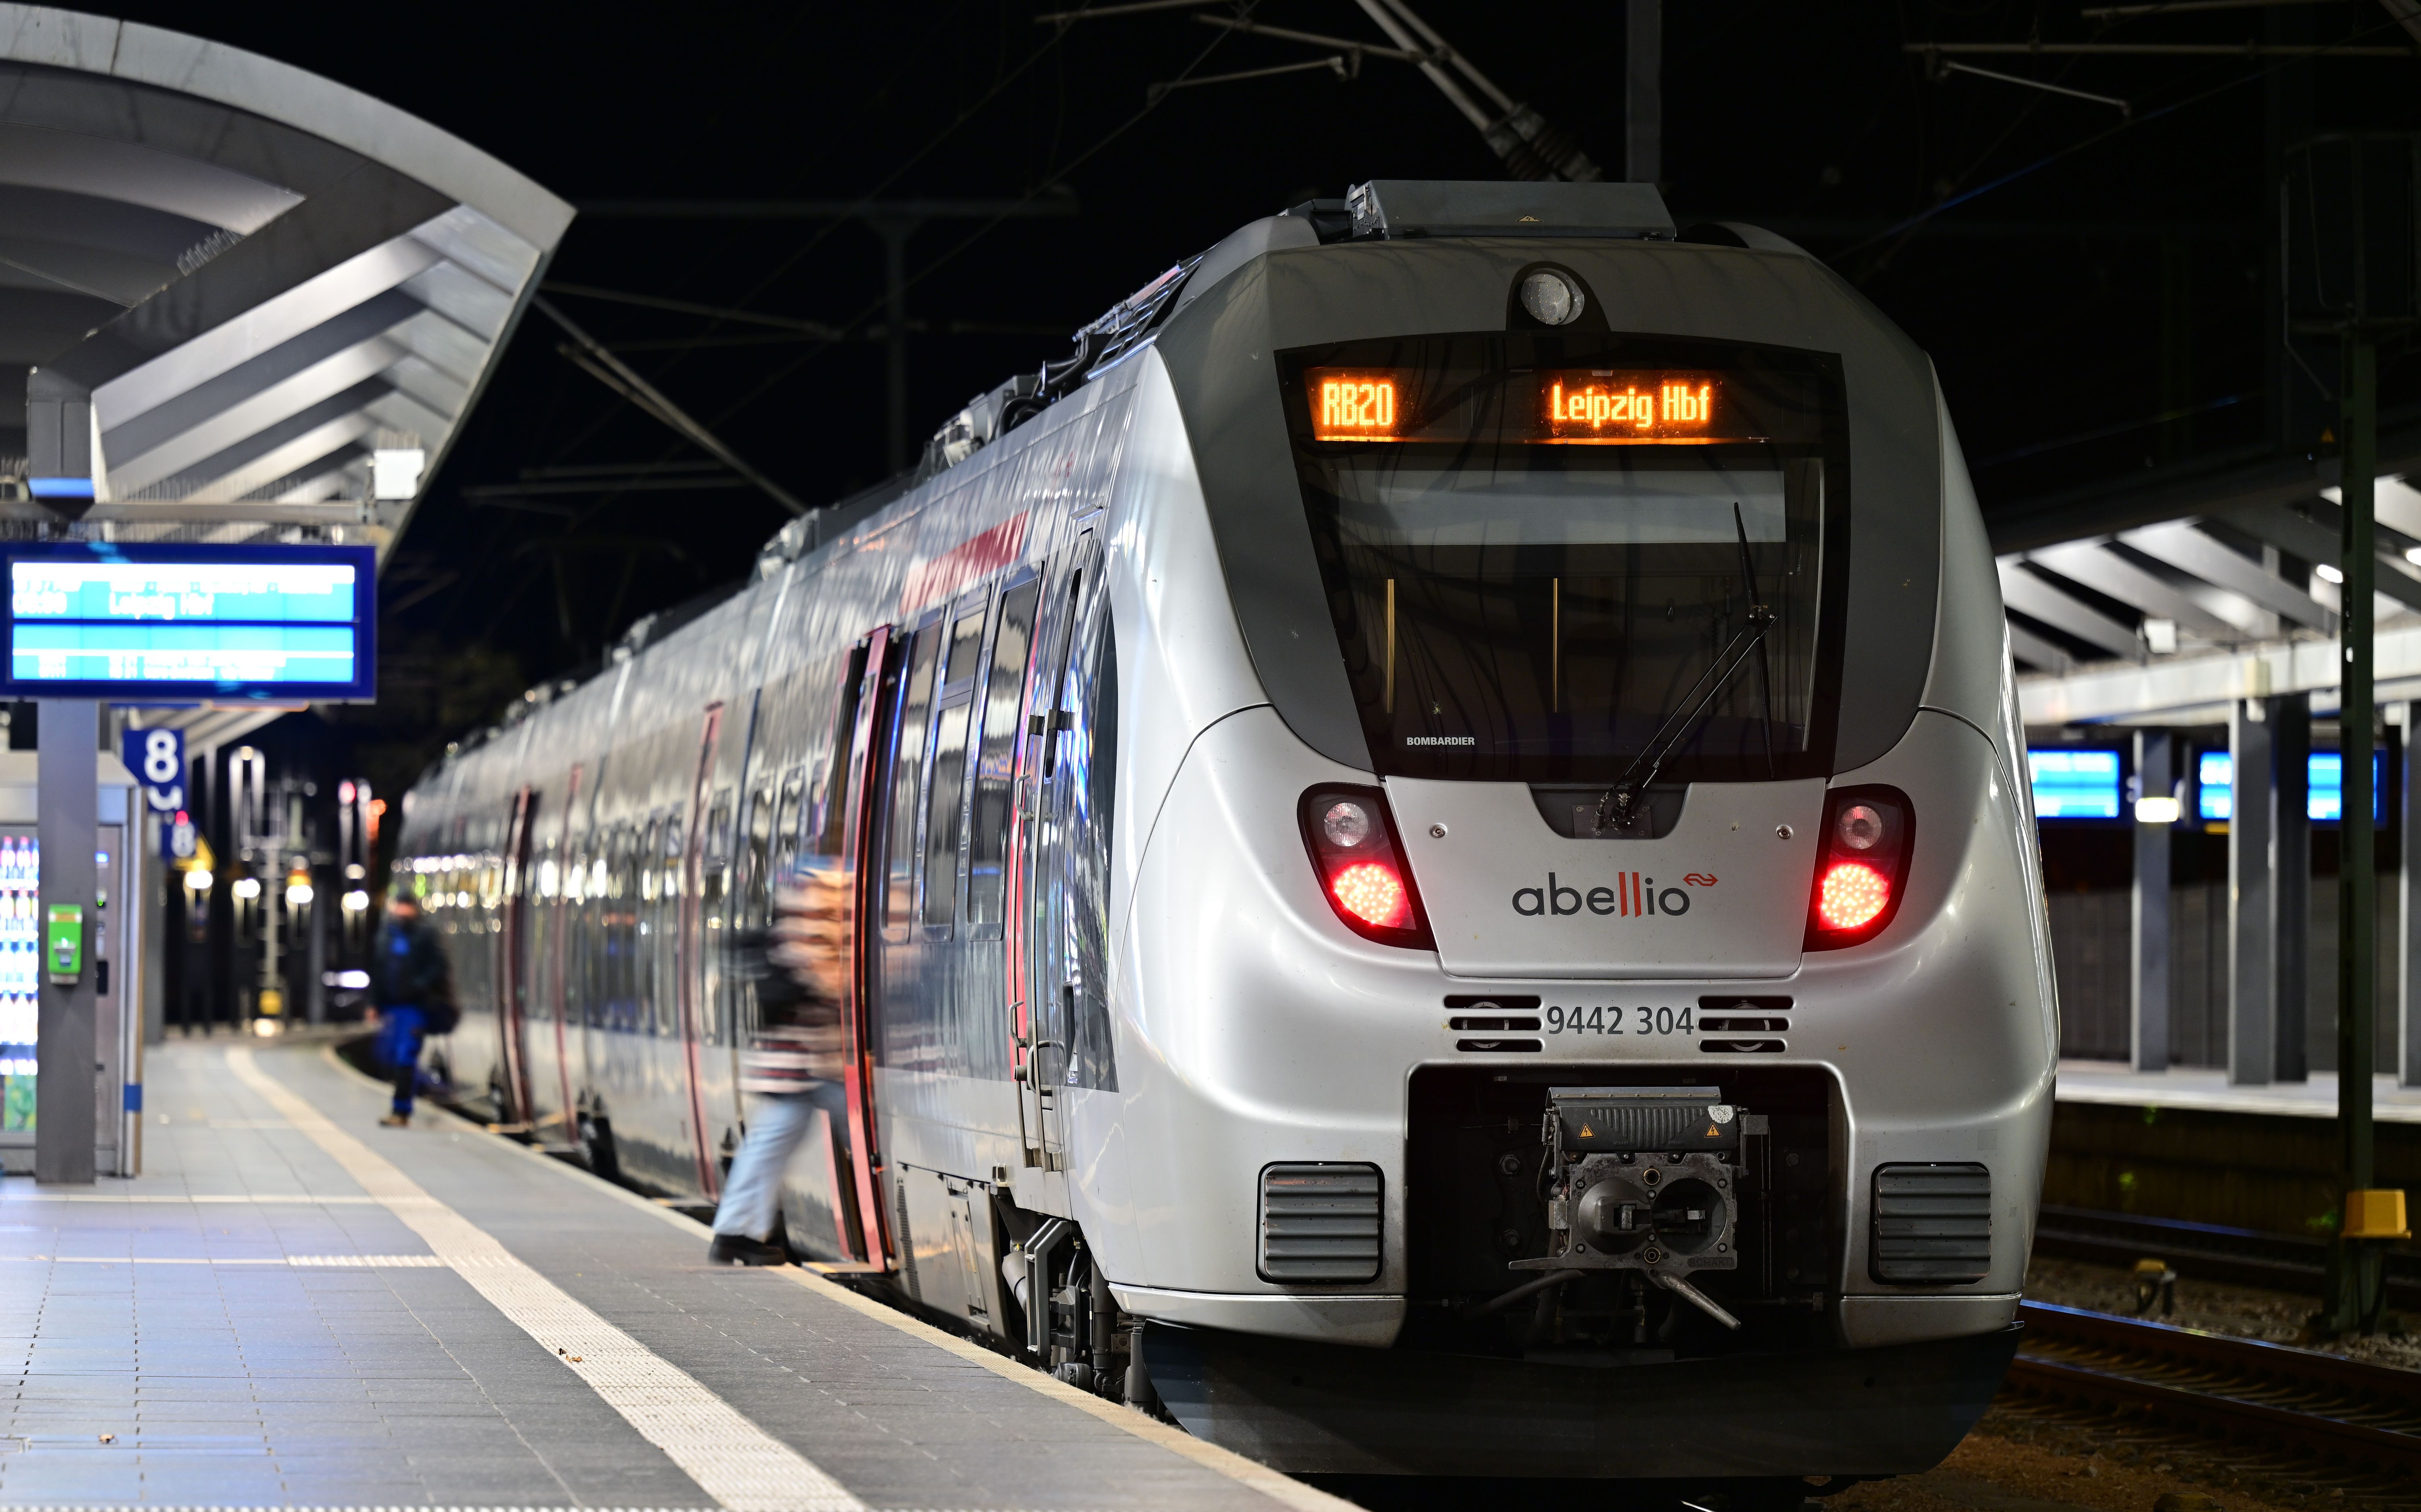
[0,544,375,702]
[2196,750,2382,824]
[2027,749,2123,819]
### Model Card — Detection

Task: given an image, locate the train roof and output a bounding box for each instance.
[450,179,1841,765]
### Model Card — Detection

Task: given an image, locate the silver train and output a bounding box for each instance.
[397,180,2056,1493]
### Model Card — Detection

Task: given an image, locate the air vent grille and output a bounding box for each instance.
[1259,1163,1382,1282]
[1872,1163,1992,1284]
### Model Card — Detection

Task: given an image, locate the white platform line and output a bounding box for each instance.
[227,1046,866,1512]
[0,1254,450,1266]
[320,1050,1366,1512]
[0,1194,389,1203]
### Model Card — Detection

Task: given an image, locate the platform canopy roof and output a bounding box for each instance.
[0,5,571,556]
[2005,418,2421,729]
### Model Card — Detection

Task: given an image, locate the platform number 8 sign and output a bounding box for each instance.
[121,729,190,860]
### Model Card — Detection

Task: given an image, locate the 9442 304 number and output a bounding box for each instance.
[1544,1005,1694,1037]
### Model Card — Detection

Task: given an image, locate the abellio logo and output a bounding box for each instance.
[1512,871,1711,919]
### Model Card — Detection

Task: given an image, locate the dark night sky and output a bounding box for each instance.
[98,2,2421,777]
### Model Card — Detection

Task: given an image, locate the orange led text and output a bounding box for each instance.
[1549,379,1714,430]
[1317,378,1398,434]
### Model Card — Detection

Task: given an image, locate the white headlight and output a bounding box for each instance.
[1520,270,1582,326]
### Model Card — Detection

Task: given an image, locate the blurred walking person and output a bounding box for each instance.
[371,892,454,1128]
[710,867,850,1265]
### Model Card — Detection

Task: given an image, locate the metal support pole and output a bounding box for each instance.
[2401,699,2421,1086]
[2230,699,2277,1085]
[874,219,920,476]
[2276,693,2312,1080]
[1625,0,1661,185]
[2327,333,2383,1334]
[2132,729,2173,1072]
[36,700,97,1184]
[306,865,327,1026]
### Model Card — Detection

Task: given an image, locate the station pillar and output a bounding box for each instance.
[2274,693,2311,1081]
[36,699,97,1184]
[2131,729,2172,1071]
[2400,700,2421,1087]
[2228,698,2275,1086]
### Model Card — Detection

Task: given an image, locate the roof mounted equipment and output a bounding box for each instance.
[1345,180,1675,240]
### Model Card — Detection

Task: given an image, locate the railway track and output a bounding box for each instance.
[2034,1204,2421,1307]
[2012,1301,2421,1480]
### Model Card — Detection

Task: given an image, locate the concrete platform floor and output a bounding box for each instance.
[0,1034,1342,1512]
[2057,1058,2421,1121]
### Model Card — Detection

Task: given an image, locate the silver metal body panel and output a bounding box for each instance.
[1389,778,1828,979]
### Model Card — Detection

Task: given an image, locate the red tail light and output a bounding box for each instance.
[1805,787,1913,949]
[1300,786,1434,948]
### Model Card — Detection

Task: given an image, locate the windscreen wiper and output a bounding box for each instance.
[1594,503,1776,833]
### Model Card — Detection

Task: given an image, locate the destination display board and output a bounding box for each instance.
[0,543,376,702]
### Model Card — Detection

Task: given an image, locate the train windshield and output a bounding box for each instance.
[1281,333,1846,784]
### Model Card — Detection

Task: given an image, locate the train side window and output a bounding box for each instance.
[885,620,943,936]
[814,646,866,859]
[922,596,989,930]
[611,825,639,1032]
[743,782,774,928]
[775,769,804,873]
[967,577,1041,930]
[1045,566,1085,777]
[1089,618,1119,858]
[661,814,685,1038]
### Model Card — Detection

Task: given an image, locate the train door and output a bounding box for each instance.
[1019,526,1107,1167]
[677,704,724,1196]
[497,786,538,1125]
[834,629,902,1263]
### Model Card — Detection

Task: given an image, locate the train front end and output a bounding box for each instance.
[1091,184,2055,1481]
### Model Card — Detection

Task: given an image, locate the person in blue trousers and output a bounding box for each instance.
[370,892,454,1128]
[710,868,851,1265]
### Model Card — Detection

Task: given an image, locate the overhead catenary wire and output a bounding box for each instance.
[693,9,1266,436]
[1931,58,2132,116]
[533,297,809,518]
[1838,11,2421,265]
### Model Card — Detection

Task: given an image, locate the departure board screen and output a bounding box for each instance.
[0,544,376,702]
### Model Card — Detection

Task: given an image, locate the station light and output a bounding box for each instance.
[2135,796,2183,826]
[2317,563,2346,584]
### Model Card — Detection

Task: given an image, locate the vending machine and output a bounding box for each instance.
[0,753,142,1176]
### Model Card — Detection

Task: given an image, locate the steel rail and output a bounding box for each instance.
[2032,1204,2421,1307]
[2012,1301,2421,1476]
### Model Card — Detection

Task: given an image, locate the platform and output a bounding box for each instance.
[0,1033,1341,1511]
[2057,1058,2421,1122]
